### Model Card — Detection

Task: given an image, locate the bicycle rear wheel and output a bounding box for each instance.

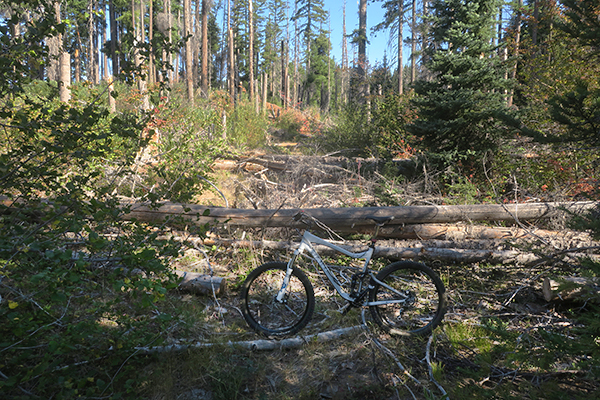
[240,261,315,337]
[369,261,446,335]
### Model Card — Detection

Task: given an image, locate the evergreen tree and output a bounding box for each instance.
[291,0,329,106]
[409,0,513,164]
[372,0,410,94]
[548,0,600,145]
[291,0,328,75]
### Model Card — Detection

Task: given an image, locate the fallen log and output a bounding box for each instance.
[377,224,590,241]
[542,277,600,302]
[137,325,365,353]
[174,270,226,296]
[123,201,599,233]
[202,237,541,265]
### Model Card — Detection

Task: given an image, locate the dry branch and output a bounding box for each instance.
[136,325,365,354]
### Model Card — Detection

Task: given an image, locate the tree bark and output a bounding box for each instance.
[108,76,116,112]
[54,2,70,102]
[507,0,522,108]
[121,201,599,231]
[184,0,194,104]
[248,0,255,102]
[398,0,404,94]
[198,237,539,266]
[358,0,368,99]
[174,270,226,295]
[200,0,209,96]
[410,0,417,83]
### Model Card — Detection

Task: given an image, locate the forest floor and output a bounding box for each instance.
[140,138,600,400]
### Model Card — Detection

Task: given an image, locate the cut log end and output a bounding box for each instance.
[542,277,600,303]
[175,270,226,296]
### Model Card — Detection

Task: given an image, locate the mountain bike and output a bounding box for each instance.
[240,212,447,337]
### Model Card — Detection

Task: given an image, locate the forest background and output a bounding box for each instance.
[1,0,600,399]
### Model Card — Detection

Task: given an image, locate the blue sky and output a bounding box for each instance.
[322,0,397,69]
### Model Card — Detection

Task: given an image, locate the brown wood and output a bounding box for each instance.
[122,201,599,232]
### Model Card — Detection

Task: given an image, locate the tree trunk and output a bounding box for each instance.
[398,0,404,94]
[184,0,194,104]
[200,0,209,96]
[228,28,235,102]
[59,52,71,102]
[248,0,255,102]
[227,0,234,102]
[198,237,541,266]
[108,76,116,113]
[149,0,154,84]
[341,0,348,105]
[507,0,522,108]
[166,0,173,83]
[54,2,70,102]
[411,0,416,83]
[358,0,368,99]
[138,0,150,110]
[281,40,287,108]
[262,72,268,115]
[121,201,600,231]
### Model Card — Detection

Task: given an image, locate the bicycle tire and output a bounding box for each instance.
[369,261,446,335]
[240,261,315,337]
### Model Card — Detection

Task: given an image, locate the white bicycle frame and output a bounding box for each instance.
[276,230,407,306]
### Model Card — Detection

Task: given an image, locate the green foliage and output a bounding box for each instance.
[410,0,516,166]
[227,100,270,149]
[324,92,416,159]
[0,2,212,398]
[549,80,600,145]
[370,92,418,158]
[142,95,225,203]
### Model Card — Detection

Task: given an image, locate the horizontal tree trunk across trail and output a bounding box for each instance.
[202,237,600,266]
[123,201,598,233]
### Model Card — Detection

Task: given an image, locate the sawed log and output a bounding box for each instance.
[174,270,226,296]
[542,277,600,302]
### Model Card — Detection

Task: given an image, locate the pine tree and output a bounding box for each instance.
[372,0,410,94]
[409,0,513,164]
[548,0,600,145]
[291,0,328,101]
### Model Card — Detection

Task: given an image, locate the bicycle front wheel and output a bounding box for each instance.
[240,261,315,337]
[369,261,446,335]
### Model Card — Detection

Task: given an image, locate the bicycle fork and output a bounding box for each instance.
[275,252,300,302]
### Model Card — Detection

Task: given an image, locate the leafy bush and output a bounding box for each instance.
[227,99,270,149]
[0,4,209,398]
[323,92,416,159]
